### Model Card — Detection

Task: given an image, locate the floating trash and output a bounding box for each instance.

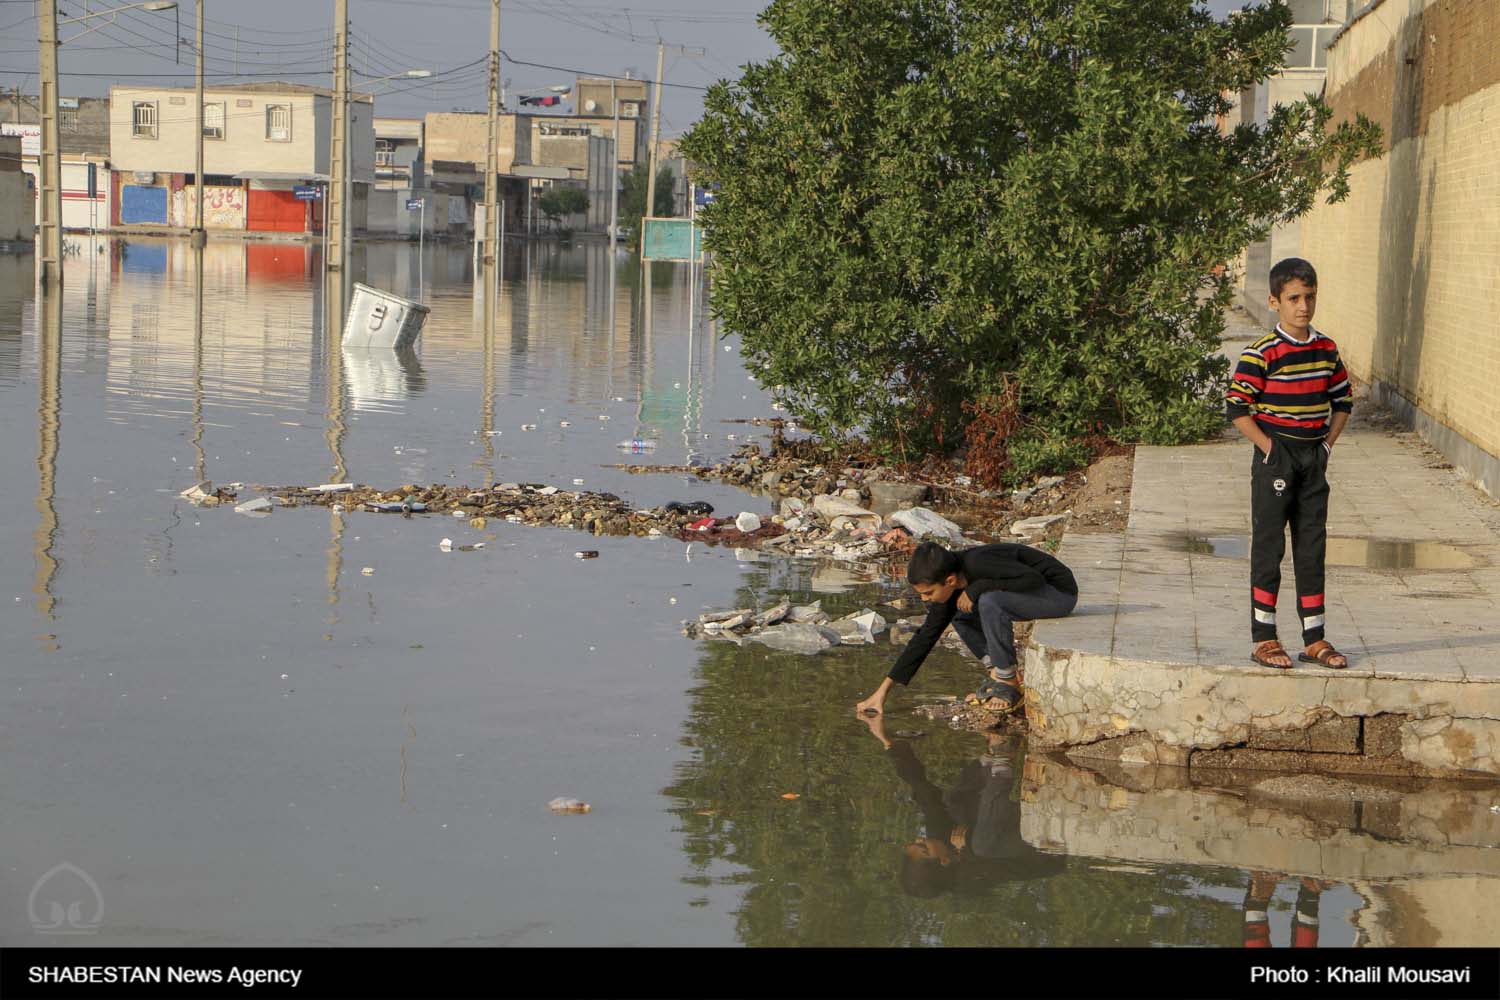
[439,538,454,551]
[575,550,599,559]
[547,797,591,813]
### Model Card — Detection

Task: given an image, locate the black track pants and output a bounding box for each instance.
[1249,439,1330,645]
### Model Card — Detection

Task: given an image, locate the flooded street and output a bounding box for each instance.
[2,239,1496,947]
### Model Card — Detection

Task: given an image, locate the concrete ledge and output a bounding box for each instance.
[1025,415,1500,777]
[1025,640,1500,776]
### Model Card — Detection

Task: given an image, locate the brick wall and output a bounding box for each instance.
[1300,0,1500,489]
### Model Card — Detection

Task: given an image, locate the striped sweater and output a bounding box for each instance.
[1225,326,1353,441]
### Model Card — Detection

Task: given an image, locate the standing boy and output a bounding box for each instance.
[855,541,1078,716]
[1225,257,1352,670]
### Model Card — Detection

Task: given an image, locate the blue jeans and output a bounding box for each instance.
[951,585,1077,679]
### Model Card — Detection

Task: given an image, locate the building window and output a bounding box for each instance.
[265,104,291,142]
[132,101,157,138]
[620,100,640,118]
[375,138,394,167]
[60,109,79,132]
[203,102,225,139]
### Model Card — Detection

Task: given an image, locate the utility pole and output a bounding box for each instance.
[644,42,665,229]
[481,0,501,293]
[644,41,703,227]
[327,0,349,273]
[190,0,205,248]
[609,78,619,248]
[37,0,63,288]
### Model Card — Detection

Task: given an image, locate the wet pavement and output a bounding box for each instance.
[2,242,1496,946]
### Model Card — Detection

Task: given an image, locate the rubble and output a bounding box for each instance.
[1011,512,1070,536]
[234,497,273,515]
[684,602,888,654]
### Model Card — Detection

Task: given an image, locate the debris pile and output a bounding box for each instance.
[187,477,972,569]
[682,600,888,654]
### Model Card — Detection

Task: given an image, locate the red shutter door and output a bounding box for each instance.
[246,189,306,232]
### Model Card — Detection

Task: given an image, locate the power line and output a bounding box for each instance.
[498,50,709,91]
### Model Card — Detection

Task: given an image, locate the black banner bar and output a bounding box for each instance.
[2,947,1497,999]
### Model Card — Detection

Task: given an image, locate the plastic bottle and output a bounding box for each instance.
[616,439,658,453]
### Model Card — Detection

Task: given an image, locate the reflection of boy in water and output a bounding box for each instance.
[862,717,1065,896]
[1243,872,1329,947]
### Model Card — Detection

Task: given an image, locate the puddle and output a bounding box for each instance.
[1183,535,1476,570]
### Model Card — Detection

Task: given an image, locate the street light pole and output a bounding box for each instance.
[190,0,205,248]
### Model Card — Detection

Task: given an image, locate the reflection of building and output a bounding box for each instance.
[1021,755,1500,946]
[108,82,375,235]
[1222,0,1353,323]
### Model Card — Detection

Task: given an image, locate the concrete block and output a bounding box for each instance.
[1364,714,1408,757]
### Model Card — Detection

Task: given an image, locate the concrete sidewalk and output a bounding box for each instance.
[1026,407,1500,777]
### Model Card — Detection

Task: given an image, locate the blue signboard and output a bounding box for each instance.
[405,198,424,211]
[693,187,716,207]
[293,185,323,201]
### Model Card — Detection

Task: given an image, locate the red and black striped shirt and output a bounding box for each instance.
[1225,326,1353,441]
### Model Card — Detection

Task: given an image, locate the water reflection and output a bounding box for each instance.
[33,288,61,629]
[1020,755,1500,946]
[667,558,1500,946]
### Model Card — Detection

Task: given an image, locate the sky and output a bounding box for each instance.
[0,1,1253,134]
[0,0,778,137]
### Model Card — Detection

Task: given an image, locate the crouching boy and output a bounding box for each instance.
[856,541,1078,716]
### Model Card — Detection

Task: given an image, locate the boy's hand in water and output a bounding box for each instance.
[856,678,895,718]
[859,712,893,748]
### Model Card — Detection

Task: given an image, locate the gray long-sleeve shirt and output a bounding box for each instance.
[886,543,1076,686]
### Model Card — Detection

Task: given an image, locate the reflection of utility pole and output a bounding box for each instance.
[327,0,349,274]
[191,245,205,481]
[34,289,63,624]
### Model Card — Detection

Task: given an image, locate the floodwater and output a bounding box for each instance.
[2,238,1497,948]
[1183,534,1478,570]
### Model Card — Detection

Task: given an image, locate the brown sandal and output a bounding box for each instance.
[1252,639,1294,670]
[1299,640,1349,669]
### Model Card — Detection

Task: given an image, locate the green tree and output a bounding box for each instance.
[538,186,590,231]
[681,0,1382,480]
[619,164,679,245]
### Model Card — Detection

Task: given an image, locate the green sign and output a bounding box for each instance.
[641,217,703,261]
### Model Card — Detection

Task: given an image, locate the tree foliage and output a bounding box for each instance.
[620,164,679,245]
[538,186,590,229]
[681,0,1383,479]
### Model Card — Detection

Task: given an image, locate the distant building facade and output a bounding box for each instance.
[1224,0,1354,323]
[5,94,111,230]
[108,82,374,235]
